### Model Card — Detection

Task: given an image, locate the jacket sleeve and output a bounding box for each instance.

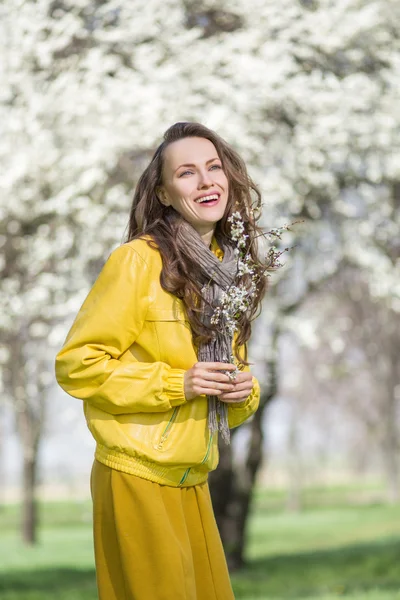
[55,244,186,415]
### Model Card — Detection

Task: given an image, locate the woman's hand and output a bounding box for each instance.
[184,362,237,401]
[219,371,253,404]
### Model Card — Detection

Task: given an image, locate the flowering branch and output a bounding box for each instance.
[211,212,302,341]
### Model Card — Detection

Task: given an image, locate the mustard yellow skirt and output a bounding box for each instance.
[90,460,235,600]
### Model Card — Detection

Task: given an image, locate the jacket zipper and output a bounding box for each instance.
[156,407,179,450]
[179,467,190,486]
[179,433,214,486]
[201,433,213,464]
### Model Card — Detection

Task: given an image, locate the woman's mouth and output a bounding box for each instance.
[194,193,220,206]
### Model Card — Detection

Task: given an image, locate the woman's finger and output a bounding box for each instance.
[219,388,252,399]
[194,387,224,396]
[219,395,250,403]
[196,379,235,392]
[221,380,252,392]
[200,371,234,384]
[227,372,252,383]
[219,383,253,400]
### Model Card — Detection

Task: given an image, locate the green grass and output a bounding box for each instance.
[1,488,400,599]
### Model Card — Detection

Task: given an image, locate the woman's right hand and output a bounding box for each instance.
[184,362,237,401]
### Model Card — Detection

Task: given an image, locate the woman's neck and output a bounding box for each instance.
[198,227,215,247]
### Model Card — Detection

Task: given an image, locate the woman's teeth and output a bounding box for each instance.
[195,194,219,203]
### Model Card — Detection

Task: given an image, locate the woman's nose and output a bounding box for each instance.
[198,170,213,187]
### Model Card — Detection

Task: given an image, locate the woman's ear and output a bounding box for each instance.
[156,186,170,207]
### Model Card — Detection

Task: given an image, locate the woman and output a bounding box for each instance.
[55,122,268,600]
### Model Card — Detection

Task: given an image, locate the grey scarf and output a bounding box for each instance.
[176,221,238,444]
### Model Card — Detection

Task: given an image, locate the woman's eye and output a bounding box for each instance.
[178,165,221,177]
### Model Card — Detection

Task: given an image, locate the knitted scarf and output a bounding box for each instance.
[176,221,238,444]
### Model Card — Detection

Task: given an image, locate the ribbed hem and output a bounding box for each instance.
[95,444,209,488]
[165,368,187,407]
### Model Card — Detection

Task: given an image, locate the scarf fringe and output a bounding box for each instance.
[208,396,231,445]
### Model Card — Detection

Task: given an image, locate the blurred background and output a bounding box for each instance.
[1,0,400,598]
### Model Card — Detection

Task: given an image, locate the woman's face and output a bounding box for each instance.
[158,136,229,244]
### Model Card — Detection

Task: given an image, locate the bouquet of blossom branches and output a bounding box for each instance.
[211,212,300,376]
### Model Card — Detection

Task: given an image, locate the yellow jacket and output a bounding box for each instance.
[55,237,260,487]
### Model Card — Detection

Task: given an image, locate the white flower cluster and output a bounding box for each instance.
[211,213,296,337]
[211,212,258,337]
[211,283,254,337]
[228,212,248,249]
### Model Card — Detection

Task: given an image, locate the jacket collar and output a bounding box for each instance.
[210,235,224,262]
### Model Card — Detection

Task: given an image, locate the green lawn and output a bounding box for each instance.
[1,487,400,599]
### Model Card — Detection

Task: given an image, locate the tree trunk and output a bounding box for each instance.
[382,359,400,503]
[22,449,39,545]
[8,334,46,546]
[382,450,400,504]
[381,407,400,504]
[0,407,5,508]
[209,330,279,570]
[285,404,303,512]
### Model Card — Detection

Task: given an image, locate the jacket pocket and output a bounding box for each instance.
[153,406,180,451]
[150,401,210,465]
[145,307,196,369]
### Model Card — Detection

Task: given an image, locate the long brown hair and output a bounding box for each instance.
[125,122,268,363]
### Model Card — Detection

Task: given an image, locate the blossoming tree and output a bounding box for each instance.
[1,0,399,555]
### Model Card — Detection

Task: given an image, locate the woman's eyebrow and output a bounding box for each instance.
[174,157,220,173]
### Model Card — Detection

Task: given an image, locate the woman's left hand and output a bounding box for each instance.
[218,371,253,404]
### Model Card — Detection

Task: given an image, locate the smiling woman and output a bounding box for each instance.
[55,121,268,600]
[156,137,229,245]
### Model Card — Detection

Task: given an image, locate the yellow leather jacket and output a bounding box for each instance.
[55,237,260,487]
